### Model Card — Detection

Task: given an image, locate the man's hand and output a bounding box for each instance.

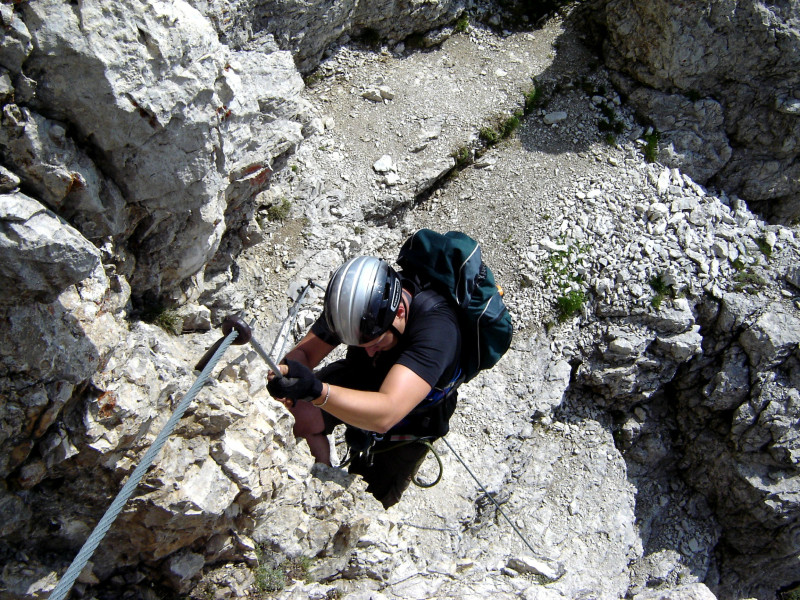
[267,359,323,403]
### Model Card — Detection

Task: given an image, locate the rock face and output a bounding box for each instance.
[0,192,102,305]
[674,297,800,600]
[2,2,800,600]
[588,0,800,222]
[188,0,466,72]
[5,0,310,297]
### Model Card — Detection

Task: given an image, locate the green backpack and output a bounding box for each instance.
[397,229,513,383]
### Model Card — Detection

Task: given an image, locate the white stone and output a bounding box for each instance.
[373,155,394,173]
[647,203,669,221]
[543,111,567,125]
[362,88,383,102]
[506,556,562,580]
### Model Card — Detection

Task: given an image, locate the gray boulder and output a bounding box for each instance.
[189,0,466,72]
[17,0,310,296]
[676,295,800,598]
[0,192,101,305]
[0,105,128,240]
[0,3,32,73]
[593,0,800,221]
[627,88,732,185]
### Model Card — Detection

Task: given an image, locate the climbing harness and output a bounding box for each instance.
[441,437,538,556]
[410,439,443,488]
[50,321,248,600]
[339,434,444,488]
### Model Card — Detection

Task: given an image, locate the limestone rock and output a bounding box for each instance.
[0,105,128,240]
[19,0,310,295]
[627,88,732,184]
[191,0,465,72]
[0,191,101,305]
[632,582,717,600]
[738,303,800,369]
[0,3,33,73]
[596,0,800,221]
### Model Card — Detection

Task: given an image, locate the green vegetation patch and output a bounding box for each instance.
[543,241,590,290]
[733,269,768,294]
[141,304,182,335]
[254,547,314,595]
[556,290,586,323]
[755,236,773,259]
[479,125,501,146]
[544,240,591,323]
[454,13,469,33]
[643,130,660,163]
[265,197,291,222]
[523,83,545,114]
[649,272,670,309]
[452,145,472,170]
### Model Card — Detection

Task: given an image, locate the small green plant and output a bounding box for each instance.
[643,130,660,163]
[543,241,590,289]
[523,84,545,114]
[733,269,767,294]
[755,236,773,258]
[648,272,675,309]
[649,272,670,296]
[731,257,746,271]
[266,197,291,222]
[479,125,500,146]
[604,133,617,146]
[254,562,285,593]
[141,304,182,335]
[600,103,617,120]
[598,118,624,135]
[454,13,469,33]
[254,547,314,594]
[556,290,585,322]
[452,145,471,169]
[651,294,665,310]
[291,164,298,173]
[501,113,521,137]
[480,110,523,147]
[543,240,590,323]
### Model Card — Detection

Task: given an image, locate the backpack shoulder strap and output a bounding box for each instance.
[410,288,446,316]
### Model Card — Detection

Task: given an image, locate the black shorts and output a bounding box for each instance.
[316,360,452,508]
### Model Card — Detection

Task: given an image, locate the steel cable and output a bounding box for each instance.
[49,328,240,600]
[441,436,538,556]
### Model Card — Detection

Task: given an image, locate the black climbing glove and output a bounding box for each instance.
[267,359,323,403]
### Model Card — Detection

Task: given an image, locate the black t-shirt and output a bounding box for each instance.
[310,287,461,393]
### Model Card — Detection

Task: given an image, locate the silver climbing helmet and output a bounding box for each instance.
[323,256,403,346]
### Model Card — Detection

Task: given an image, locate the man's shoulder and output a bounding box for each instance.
[409,288,456,320]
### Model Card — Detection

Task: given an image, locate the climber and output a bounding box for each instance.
[267,256,461,508]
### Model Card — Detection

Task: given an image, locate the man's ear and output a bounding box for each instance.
[395,300,406,320]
